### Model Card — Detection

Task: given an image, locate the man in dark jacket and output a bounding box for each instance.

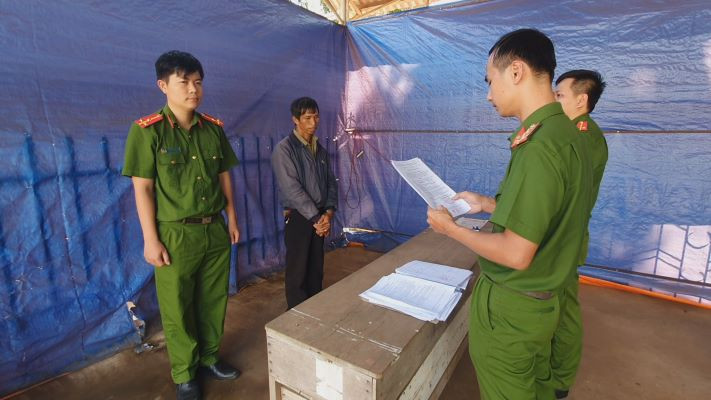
[271,97,338,309]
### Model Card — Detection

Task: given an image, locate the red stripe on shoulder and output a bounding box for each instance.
[134,113,163,128]
[200,112,224,127]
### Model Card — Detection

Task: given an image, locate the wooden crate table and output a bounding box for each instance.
[265,226,483,400]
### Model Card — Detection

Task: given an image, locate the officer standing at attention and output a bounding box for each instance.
[122,50,241,400]
[271,97,338,309]
[427,29,592,399]
[550,69,608,400]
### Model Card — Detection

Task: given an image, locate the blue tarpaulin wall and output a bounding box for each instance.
[341,0,711,301]
[0,0,344,394]
[2,0,711,395]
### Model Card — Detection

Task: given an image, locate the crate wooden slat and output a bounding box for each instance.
[266,226,483,400]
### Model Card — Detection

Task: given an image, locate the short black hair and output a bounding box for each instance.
[290,97,319,119]
[155,50,204,81]
[555,69,606,112]
[488,28,556,82]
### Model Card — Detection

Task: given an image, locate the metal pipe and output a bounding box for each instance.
[348,129,711,135]
[584,263,711,288]
[343,0,347,24]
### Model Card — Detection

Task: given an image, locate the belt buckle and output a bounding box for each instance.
[201,216,212,224]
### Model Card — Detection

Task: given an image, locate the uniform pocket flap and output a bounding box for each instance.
[205,147,223,160]
[158,152,186,165]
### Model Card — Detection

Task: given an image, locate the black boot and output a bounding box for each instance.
[176,379,201,400]
[555,389,570,399]
[199,360,241,380]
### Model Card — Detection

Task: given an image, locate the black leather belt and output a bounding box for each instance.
[181,214,219,224]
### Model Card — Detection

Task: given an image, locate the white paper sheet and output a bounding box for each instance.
[391,158,471,217]
[396,260,473,289]
[455,217,488,231]
[360,258,474,323]
[361,274,452,321]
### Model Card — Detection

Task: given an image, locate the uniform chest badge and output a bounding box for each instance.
[577,120,588,132]
[159,146,181,154]
[511,122,541,149]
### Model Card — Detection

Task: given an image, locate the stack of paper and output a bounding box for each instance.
[359,260,474,323]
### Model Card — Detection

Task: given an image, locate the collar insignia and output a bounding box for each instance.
[511,122,541,149]
[135,113,163,128]
[199,112,224,127]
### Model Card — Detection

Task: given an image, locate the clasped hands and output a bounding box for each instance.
[313,213,332,237]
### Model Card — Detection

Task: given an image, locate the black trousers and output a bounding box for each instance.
[284,210,324,308]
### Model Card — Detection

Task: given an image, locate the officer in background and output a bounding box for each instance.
[271,97,338,309]
[551,69,609,399]
[427,29,592,399]
[123,50,240,400]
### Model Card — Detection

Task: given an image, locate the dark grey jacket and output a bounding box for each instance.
[271,132,338,221]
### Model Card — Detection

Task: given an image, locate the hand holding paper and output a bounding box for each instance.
[427,207,456,235]
[391,158,470,217]
[453,191,486,214]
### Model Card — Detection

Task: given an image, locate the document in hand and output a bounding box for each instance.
[391,158,471,217]
[359,260,474,323]
[455,217,488,231]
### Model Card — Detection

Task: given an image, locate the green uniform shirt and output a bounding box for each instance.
[573,113,608,265]
[122,105,239,222]
[480,102,592,292]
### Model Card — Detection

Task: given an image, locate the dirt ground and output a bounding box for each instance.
[10,247,711,400]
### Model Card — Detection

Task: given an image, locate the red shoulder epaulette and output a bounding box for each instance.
[200,112,224,127]
[576,120,589,132]
[135,113,163,128]
[511,122,541,149]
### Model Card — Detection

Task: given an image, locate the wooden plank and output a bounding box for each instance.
[281,385,309,400]
[267,334,375,400]
[267,335,317,398]
[428,336,468,400]
[265,224,490,399]
[269,375,280,400]
[266,307,400,379]
[265,229,478,378]
[397,295,471,399]
[372,282,475,400]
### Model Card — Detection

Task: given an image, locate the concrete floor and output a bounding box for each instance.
[10,247,711,400]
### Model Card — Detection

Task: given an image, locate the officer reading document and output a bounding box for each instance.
[426,29,592,399]
[122,51,241,400]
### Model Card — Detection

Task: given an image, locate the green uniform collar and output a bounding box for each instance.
[509,102,565,142]
[162,105,201,129]
[572,113,590,124]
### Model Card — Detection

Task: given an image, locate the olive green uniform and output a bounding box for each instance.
[469,103,592,399]
[122,105,239,383]
[551,114,608,392]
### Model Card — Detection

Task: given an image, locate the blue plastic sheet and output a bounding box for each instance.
[346,0,711,132]
[0,0,344,394]
[3,0,711,395]
[341,0,711,300]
